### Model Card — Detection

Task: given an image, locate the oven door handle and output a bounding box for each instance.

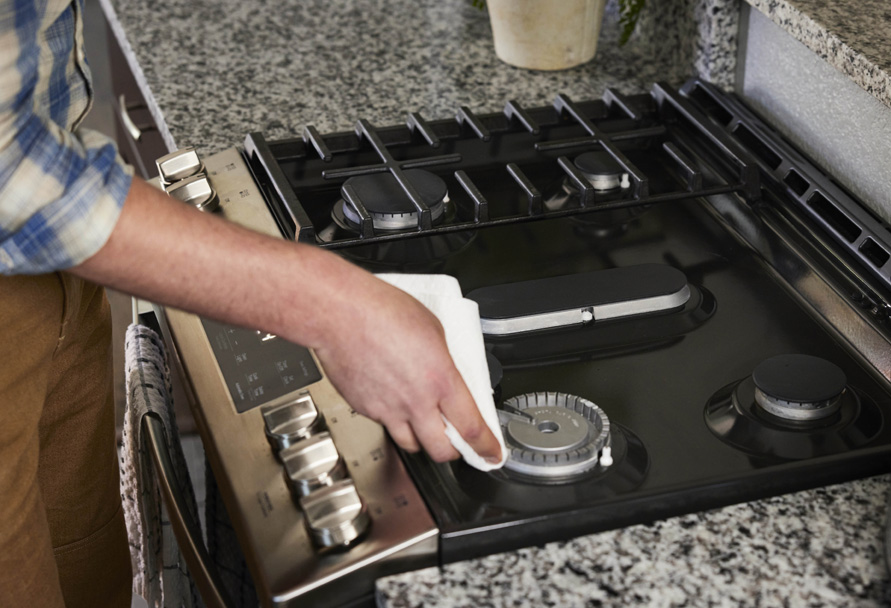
[143,413,235,608]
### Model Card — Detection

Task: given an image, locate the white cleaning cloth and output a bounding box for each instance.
[377,273,508,471]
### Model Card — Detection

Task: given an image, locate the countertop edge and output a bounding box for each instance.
[745,0,891,110]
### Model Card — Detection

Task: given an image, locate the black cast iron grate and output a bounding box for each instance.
[243,81,762,249]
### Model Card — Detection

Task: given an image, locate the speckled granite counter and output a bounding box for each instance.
[99,0,738,157]
[380,475,891,607]
[97,0,891,606]
[745,0,891,109]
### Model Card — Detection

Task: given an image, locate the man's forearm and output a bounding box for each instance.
[72,176,504,464]
[71,176,350,348]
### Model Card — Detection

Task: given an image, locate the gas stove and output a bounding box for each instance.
[155,78,891,607]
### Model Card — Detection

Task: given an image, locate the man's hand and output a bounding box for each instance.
[72,177,502,463]
[310,272,502,463]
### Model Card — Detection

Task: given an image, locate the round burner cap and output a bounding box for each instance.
[753,354,846,403]
[341,169,447,230]
[752,354,847,421]
[573,151,626,191]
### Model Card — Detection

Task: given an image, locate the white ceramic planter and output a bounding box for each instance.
[486,0,607,71]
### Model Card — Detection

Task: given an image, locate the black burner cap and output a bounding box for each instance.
[752,354,847,404]
[574,151,622,177]
[343,169,447,214]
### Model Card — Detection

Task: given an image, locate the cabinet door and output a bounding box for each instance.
[106,22,169,179]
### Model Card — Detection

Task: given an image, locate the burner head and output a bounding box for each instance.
[339,169,448,231]
[542,151,641,229]
[752,354,846,421]
[499,392,611,480]
[704,356,880,460]
[574,151,629,191]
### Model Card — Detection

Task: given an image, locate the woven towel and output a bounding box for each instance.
[119,324,203,608]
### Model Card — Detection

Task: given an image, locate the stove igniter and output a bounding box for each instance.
[499,392,612,480]
[574,151,630,191]
[338,169,448,231]
[752,354,847,421]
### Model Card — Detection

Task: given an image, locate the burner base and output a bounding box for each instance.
[704,377,883,460]
[450,424,648,504]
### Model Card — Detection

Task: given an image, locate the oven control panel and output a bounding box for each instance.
[158,147,439,607]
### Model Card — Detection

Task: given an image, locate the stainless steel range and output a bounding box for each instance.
[153,78,891,608]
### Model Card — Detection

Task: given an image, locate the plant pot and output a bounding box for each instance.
[486,0,607,71]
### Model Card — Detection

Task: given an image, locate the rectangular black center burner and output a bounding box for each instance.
[467,263,691,336]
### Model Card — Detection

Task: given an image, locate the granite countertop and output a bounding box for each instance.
[381,476,891,607]
[99,0,891,158]
[745,0,891,109]
[99,0,736,157]
[98,0,891,605]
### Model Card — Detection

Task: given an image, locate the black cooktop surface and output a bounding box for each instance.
[375,191,891,562]
[241,79,891,564]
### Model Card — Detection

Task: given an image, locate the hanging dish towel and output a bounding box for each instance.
[119,323,203,608]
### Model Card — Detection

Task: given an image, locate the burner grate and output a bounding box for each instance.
[243,82,763,249]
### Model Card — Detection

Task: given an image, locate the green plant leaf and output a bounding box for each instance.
[471,0,486,9]
[618,0,646,46]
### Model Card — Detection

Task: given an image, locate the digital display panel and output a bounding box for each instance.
[201,319,323,413]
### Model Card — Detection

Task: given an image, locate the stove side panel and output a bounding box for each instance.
[736,5,891,225]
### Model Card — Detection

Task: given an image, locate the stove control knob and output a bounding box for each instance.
[156,147,204,186]
[280,431,345,497]
[299,479,370,548]
[262,392,324,451]
[166,174,219,212]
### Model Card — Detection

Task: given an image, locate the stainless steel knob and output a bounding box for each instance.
[156,147,204,185]
[280,432,345,497]
[262,392,324,451]
[299,479,370,548]
[166,174,219,212]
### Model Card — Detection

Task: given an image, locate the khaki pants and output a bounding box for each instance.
[0,273,131,607]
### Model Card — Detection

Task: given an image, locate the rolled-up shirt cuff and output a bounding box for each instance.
[0,126,133,275]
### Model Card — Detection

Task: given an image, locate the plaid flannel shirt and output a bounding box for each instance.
[0,0,132,275]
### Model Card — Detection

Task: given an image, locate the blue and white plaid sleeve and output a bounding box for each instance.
[0,0,133,275]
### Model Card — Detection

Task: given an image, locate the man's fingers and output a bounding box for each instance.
[387,421,422,453]
[411,413,461,463]
[439,381,503,464]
